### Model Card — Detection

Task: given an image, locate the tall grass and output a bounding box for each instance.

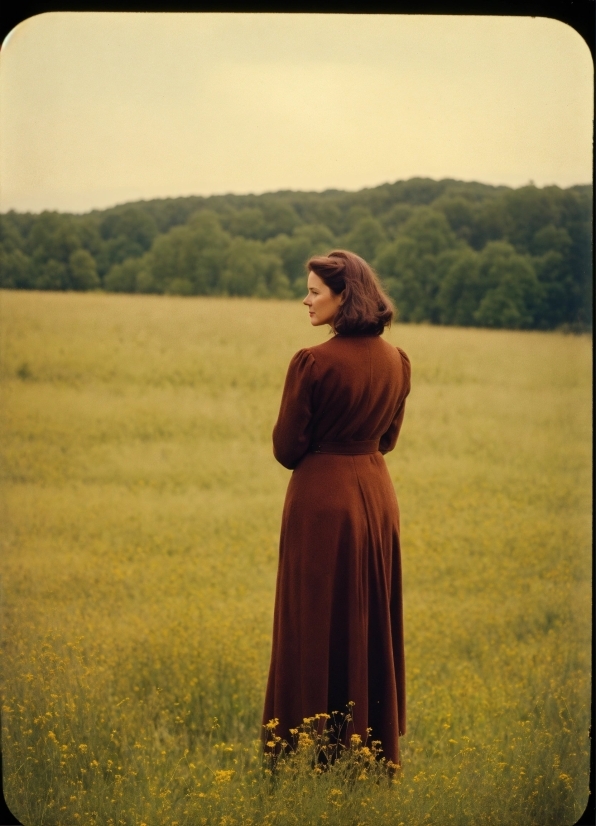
[0,290,591,825]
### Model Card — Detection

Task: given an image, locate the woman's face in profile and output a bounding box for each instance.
[303,271,343,328]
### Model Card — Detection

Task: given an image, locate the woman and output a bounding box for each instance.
[262,250,411,766]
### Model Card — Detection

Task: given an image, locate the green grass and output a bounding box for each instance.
[0,289,591,826]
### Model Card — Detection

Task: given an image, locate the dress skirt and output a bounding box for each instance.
[262,450,406,765]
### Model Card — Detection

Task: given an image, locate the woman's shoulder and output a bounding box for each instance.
[370,337,411,382]
[292,338,337,362]
[362,335,410,363]
[285,346,317,375]
[285,338,354,376]
[395,344,410,366]
[393,344,411,382]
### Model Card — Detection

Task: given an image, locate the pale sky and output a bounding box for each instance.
[0,13,592,214]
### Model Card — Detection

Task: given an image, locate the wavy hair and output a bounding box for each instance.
[306,249,394,336]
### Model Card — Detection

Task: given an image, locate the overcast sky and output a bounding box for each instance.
[0,12,592,214]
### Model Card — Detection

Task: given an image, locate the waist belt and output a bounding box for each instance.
[311,440,379,455]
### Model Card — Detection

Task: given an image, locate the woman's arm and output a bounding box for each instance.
[379,347,411,455]
[379,398,407,455]
[272,349,317,470]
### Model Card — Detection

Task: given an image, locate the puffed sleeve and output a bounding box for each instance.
[272,349,317,470]
[379,347,411,455]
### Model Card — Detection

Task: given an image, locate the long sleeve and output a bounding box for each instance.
[379,347,411,455]
[273,349,317,470]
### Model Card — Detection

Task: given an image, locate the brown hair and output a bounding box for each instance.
[306,249,394,336]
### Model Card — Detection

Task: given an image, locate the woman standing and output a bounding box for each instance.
[262,250,411,766]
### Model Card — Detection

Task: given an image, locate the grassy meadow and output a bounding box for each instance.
[0,289,591,826]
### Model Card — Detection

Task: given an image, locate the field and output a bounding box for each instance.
[0,289,591,826]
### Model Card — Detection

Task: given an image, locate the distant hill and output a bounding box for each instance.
[1,177,592,330]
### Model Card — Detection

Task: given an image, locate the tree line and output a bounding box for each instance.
[0,177,591,330]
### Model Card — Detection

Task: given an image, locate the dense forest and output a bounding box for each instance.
[0,178,592,330]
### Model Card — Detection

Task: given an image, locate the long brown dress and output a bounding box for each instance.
[262,333,411,765]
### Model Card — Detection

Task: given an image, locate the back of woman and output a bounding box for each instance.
[273,334,410,468]
[262,251,411,767]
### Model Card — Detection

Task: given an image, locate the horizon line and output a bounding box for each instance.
[1,175,593,217]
